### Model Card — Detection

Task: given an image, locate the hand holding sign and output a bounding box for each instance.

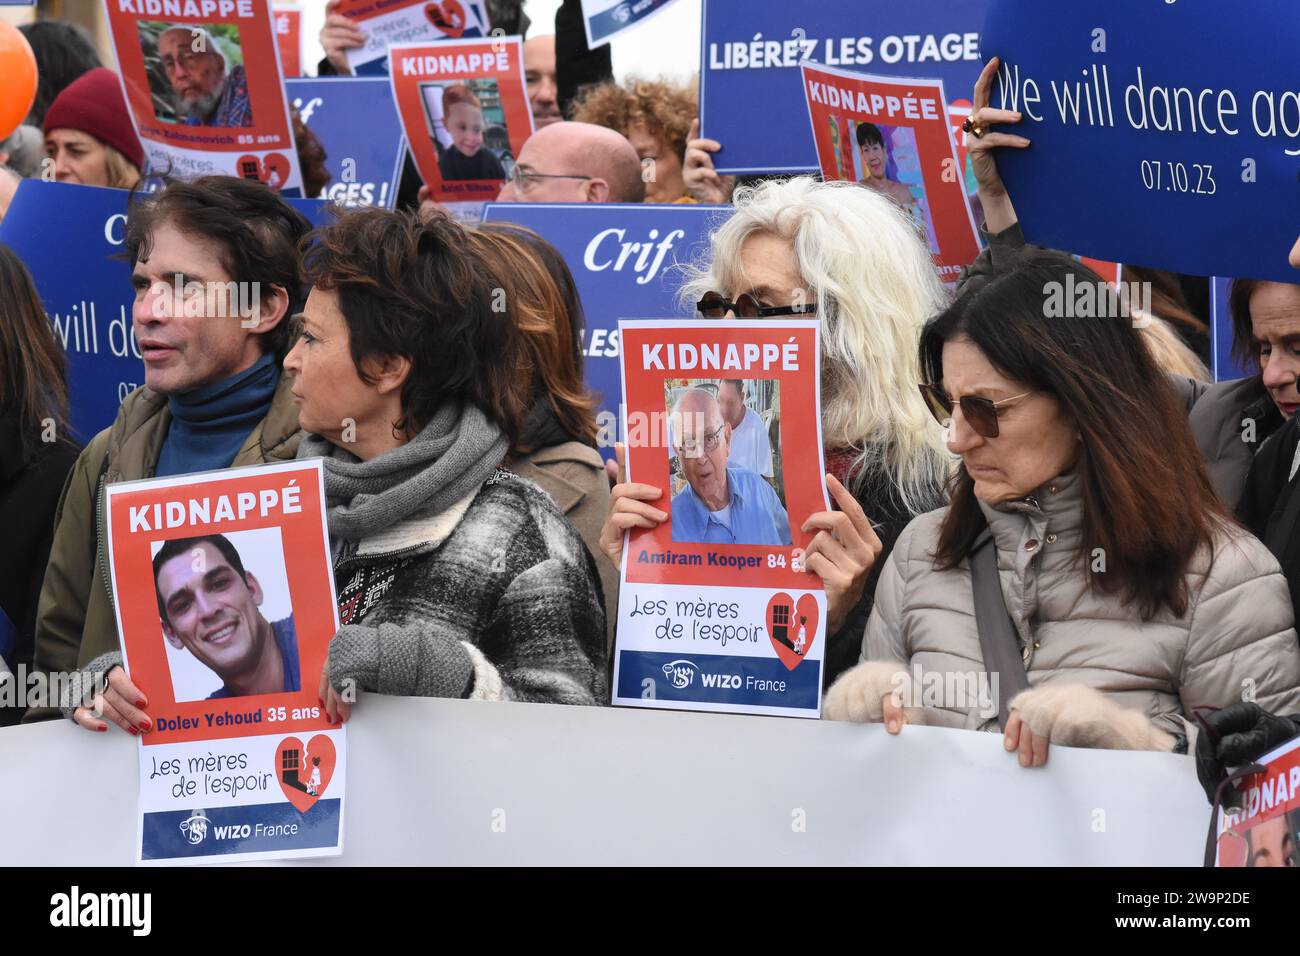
[800,474,883,635]
[317,651,353,726]
[321,0,365,76]
[968,56,1031,234]
[598,442,668,568]
[683,119,736,205]
[73,666,151,736]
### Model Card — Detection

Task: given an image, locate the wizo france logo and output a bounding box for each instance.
[178,808,211,845]
[662,659,697,689]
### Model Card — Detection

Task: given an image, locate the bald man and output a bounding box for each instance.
[497,121,645,203]
[524,35,562,129]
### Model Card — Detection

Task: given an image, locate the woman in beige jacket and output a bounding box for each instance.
[469,223,617,647]
[824,250,1300,766]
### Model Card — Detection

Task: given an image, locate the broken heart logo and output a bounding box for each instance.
[235,153,290,189]
[425,0,467,36]
[765,592,818,670]
[275,735,336,813]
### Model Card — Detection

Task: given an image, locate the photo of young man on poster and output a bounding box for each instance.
[152,531,300,701]
[667,384,791,547]
[1243,811,1298,867]
[142,23,255,128]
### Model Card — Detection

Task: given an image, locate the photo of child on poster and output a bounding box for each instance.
[389,37,533,210]
[420,79,513,181]
[138,22,255,128]
[151,528,299,703]
[664,379,791,547]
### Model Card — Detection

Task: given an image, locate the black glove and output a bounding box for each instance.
[1194,702,1300,805]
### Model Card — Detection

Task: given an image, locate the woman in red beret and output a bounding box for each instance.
[42,67,143,189]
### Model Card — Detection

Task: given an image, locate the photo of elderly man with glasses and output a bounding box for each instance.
[150,23,253,128]
[668,386,791,546]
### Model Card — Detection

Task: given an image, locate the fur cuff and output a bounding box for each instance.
[823,660,916,723]
[460,642,505,701]
[1010,684,1177,752]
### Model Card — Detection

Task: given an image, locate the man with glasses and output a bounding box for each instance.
[157,25,253,129]
[669,388,791,546]
[496,121,645,203]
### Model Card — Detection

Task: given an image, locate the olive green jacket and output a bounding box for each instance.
[24,374,301,722]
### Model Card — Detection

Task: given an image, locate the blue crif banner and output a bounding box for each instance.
[481,201,732,461]
[0,180,332,442]
[983,0,1300,283]
[698,0,989,175]
[286,78,405,209]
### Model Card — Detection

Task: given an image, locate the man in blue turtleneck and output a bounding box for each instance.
[27,176,312,726]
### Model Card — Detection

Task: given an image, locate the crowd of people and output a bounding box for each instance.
[4,5,1300,846]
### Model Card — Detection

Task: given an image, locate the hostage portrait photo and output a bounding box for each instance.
[1219,807,1300,867]
[420,79,515,182]
[665,379,792,547]
[150,527,300,702]
[137,21,255,128]
[837,118,939,254]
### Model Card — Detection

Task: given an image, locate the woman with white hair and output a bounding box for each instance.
[599,176,951,688]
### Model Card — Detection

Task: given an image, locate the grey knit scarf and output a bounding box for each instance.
[297,401,508,542]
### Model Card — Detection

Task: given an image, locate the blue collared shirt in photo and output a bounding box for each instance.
[671,465,792,546]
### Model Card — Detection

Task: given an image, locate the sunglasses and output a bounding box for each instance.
[918,384,1035,439]
[696,291,817,319]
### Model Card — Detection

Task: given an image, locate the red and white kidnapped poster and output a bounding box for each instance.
[612,319,828,719]
[1214,735,1300,867]
[389,36,533,220]
[801,62,979,285]
[104,0,305,193]
[107,460,343,864]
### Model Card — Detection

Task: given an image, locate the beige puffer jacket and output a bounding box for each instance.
[857,471,1300,738]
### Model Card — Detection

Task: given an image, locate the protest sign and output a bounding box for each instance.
[2,695,1210,866]
[580,0,679,48]
[287,77,405,207]
[390,37,531,221]
[273,4,301,76]
[102,0,305,194]
[612,319,827,718]
[1213,734,1300,867]
[1210,276,1252,383]
[481,202,731,462]
[801,63,978,285]
[699,0,989,175]
[106,459,343,864]
[0,181,143,443]
[983,0,1300,283]
[0,180,332,442]
[336,0,491,76]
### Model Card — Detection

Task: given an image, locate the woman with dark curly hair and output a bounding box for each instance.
[571,77,696,203]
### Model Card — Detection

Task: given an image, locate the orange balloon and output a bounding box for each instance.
[0,20,38,142]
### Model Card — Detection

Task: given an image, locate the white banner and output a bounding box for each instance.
[0,696,1209,865]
